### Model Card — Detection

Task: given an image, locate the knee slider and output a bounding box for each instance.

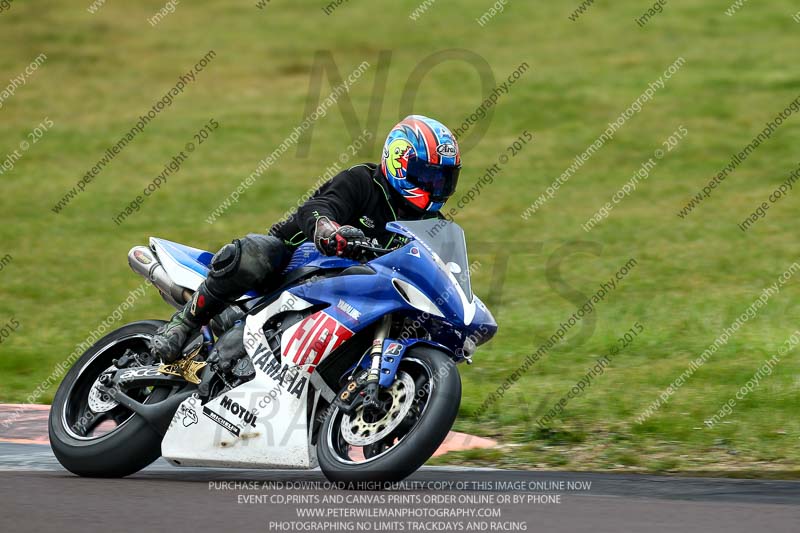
[209,240,242,278]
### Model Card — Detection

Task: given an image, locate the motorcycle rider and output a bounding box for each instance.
[151,115,462,362]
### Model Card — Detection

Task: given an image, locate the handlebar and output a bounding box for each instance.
[356,242,396,256]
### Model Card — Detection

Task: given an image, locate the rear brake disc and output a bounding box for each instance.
[87,366,120,413]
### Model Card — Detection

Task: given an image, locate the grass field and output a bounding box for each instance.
[1,1,800,475]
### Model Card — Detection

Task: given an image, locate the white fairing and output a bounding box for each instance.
[243,291,313,358]
[393,278,444,318]
[161,291,320,469]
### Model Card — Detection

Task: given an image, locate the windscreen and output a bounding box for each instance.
[392,219,473,301]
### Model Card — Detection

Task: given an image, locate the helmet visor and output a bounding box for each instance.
[405,157,461,202]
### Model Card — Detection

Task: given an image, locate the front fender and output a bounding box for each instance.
[369,338,455,387]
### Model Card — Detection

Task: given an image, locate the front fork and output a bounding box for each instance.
[333,316,455,415]
[361,315,392,409]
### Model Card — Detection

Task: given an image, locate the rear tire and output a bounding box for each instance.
[49,320,168,478]
[317,346,461,483]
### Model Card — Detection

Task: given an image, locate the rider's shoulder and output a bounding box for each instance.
[335,163,379,189]
[344,162,378,177]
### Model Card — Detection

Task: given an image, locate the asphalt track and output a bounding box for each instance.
[1,442,798,533]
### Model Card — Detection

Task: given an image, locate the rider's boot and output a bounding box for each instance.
[150,283,226,363]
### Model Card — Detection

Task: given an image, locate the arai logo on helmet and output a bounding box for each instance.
[436,143,457,157]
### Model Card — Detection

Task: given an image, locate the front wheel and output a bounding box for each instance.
[48,320,169,478]
[317,346,461,483]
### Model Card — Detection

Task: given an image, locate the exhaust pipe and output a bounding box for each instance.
[128,246,192,309]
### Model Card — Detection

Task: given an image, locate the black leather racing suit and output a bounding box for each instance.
[208,162,438,300]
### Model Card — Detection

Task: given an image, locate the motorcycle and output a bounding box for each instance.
[48,219,497,482]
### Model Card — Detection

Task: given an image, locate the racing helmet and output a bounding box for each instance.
[380,115,461,212]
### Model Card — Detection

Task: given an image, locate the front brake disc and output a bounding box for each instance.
[340,371,416,447]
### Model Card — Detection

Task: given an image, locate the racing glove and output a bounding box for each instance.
[314,217,367,258]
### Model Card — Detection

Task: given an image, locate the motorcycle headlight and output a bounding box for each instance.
[392,278,445,318]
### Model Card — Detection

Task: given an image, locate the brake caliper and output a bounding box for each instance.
[333,369,378,415]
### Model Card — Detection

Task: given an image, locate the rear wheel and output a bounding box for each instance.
[48,320,169,478]
[317,346,461,483]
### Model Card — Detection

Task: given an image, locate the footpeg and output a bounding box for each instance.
[158,344,207,384]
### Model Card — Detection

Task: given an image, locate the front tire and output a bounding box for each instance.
[49,320,168,478]
[317,346,461,483]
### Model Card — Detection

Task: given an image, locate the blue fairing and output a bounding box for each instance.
[286,223,498,379]
[155,220,497,389]
[281,242,358,273]
[287,255,401,330]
